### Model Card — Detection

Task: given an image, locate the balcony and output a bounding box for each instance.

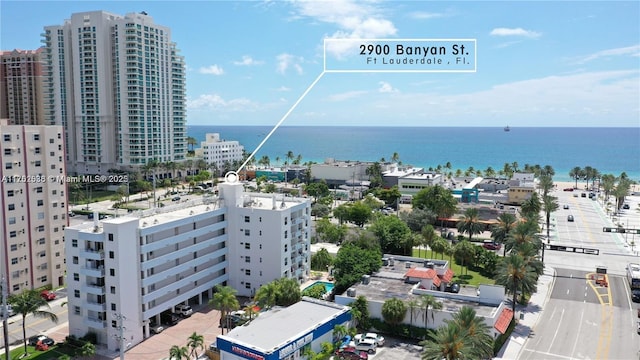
[80,266,104,277]
[83,317,106,329]
[80,248,104,260]
[85,301,106,312]
[81,284,105,295]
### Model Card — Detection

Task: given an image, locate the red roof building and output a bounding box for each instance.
[494,307,514,334]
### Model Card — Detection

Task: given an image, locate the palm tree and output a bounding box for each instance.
[254,282,278,310]
[430,237,448,260]
[446,306,493,359]
[8,289,59,357]
[77,341,96,359]
[332,324,349,343]
[420,322,471,360]
[520,192,541,219]
[491,213,517,257]
[453,240,476,275]
[209,285,240,335]
[569,166,583,189]
[505,220,540,255]
[541,194,559,245]
[495,254,538,313]
[381,298,407,327]
[169,345,190,360]
[407,298,421,336]
[456,208,483,242]
[186,136,198,152]
[537,174,554,196]
[420,294,442,332]
[421,225,437,258]
[187,332,204,359]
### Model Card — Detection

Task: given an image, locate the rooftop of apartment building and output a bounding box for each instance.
[341,257,501,318]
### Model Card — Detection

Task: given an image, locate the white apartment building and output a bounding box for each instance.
[198,133,244,175]
[0,122,67,294]
[42,11,186,176]
[65,182,311,351]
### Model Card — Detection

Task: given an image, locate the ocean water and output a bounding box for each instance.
[188,126,640,182]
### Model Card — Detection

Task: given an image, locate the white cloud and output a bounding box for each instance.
[275,86,291,92]
[187,94,256,111]
[199,65,225,75]
[378,81,398,93]
[328,90,368,102]
[233,55,264,66]
[490,27,541,38]
[291,0,397,58]
[276,53,304,75]
[573,44,640,64]
[408,11,445,19]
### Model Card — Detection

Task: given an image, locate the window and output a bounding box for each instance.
[10,244,17,251]
[71,239,78,248]
[109,251,114,259]
[284,244,288,252]
[9,231,16,238]
[110,286,116,294]
[244,229,250,236]
[245,269,251,276]
[33,134,40,141]
[245,243,251,250]
[4,149,11,155]
[7,190,14,197]
[5,162,12,169]
[110,268,115,276]
[245,256,251,263]
[72,256,78,264]
[8,204,15,210]
[245,282,251,289]
[3,134,10,141]
[108,233,114,241]
[34,160,41,167]
[73,273,79,281]
[244,216,250,223]
[8,217,16,224]
[111,303,116,311]
[74,306,81,315]
[37,199,43,206]
[285,231,288,239]
[35,187,43,193]
[37,212,44,219]
[74,290,80,298]
[11,258,18,265]
[112,321,117,328]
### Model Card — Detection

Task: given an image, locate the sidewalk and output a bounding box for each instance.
[495,265,556,360]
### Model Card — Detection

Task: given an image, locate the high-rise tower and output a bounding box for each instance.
[42,11,186,175]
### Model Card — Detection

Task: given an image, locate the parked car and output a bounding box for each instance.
[161,311,180,326]
[335,347,369,360]
[563,188,574,192]
[632,289,640,302]
[581,193,587,198]
[40,290,56,301]
[349,339,377,354]
[567,215,574,222]
[354,333,385,346]
[563,204,569,209]
[220,310,248,329]
[28,335,54,347]
[623,203,630,209]
[172,196,181,202]
[445,283,460,293]
[482,241,501,250]
[149,321,165,334]
[175,304,193,317]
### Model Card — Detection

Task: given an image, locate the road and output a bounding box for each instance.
[1,296,68,350]
[521,189,640,360]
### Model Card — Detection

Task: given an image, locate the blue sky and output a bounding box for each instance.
[2,0,639,127]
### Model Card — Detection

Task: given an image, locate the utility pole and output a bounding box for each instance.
[113,313,126,360]
[1,276,9,360]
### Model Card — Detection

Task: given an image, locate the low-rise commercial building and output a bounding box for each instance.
[216,297,351,360]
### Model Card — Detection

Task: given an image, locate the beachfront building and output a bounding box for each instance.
[215,298,351,360]
[335,255,513,339]
[507,173,536,204]
[197,133,245,175]
[0,48,45,125]
[0,122,67,294]
[396,172,444,196]
[42,11,186,176]
[310,159,374,187]
[64,181,311,351]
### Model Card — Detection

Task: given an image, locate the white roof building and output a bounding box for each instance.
[65,181,311,351]
[199,133,245,175]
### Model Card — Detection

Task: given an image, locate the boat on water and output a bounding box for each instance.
[504,126,510,132]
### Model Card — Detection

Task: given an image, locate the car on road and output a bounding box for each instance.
[581,193,587,198]
[354,333,385,346]
[567,215,574,222]
[623,203,630,209]
[482,242,501,250]
[335,347,369,360]
[632,289,640,302]
[563,188,574,192]
[40,290,56,301]
[563,204,570,209]
[28,335,54,347]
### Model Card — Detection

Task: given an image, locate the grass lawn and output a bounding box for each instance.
[8,344,76,360]
[412,248,495,286]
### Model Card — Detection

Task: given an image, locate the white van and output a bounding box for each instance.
[1,304,14,317]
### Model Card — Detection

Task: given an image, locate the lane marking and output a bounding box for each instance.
[547,308,565,353]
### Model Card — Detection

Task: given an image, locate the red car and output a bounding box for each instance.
[40,290,56,301]
[482,242,502,250]
[335,347,368,360]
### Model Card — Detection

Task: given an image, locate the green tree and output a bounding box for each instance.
[541,194,559,245]
[333,243,382,295]
[505,220,541,255]
[491,213,517,257]
[407,298,421,337]
[520,192,541,219]
[273,278,302,306]
[447,306,493,358]
[187,332,204,359]
[301,283,327,299]
[401,208,437,233]
[366,162,384,189]
[420,322,471,360]
[209,286,240,334]
[369,215,412,255]
[8,289,59,357]
[381,298,407,327]
[304,181,330,203]
[310,248,334,271]
[456,208,484,242]
[169,345,190,360]
[373,186,402,207]
[495,254,538,313]
[350,296,371,330]
[315,218,347,244]
[420,294,443,331]
[254,282,278,310]
[412,185,457,229]
[77,341,96,359]
[430,237,448,260]
[453,240,476,275]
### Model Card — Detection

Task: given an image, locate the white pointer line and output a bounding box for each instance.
[236,71,326,175]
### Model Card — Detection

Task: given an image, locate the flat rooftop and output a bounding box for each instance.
[342,259,499,318]
[219,299,349,353]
